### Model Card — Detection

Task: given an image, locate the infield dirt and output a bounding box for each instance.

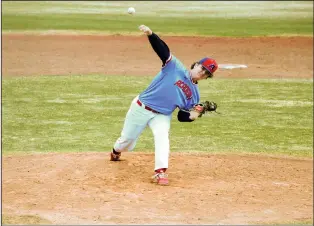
[2,34,313,224]
[2,34,313,78]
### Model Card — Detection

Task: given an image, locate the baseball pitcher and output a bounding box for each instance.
[110,25,218,185]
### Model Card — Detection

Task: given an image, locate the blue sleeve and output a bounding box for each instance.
[148,33,171,66]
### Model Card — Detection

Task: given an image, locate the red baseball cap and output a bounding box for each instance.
[199,57,218,76]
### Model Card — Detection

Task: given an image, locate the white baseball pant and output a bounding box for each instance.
[113,96,171,171]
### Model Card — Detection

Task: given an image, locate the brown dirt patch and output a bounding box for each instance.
[2,34,313,224]
[2,152,313,225]
[2,34,313,78]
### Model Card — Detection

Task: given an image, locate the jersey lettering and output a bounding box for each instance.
[174,80,192,99]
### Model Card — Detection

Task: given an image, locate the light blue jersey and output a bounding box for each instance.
[139,55,200,115]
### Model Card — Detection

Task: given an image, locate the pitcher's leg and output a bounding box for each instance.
[148,114,172,171]
[112,97,154,160]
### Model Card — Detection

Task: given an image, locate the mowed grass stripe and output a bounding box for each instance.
[2,13,313,37]
[2,1,313,19]
[2,75,313,157]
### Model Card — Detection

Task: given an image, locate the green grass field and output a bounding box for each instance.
[2,75,313,158]
[2,1,313,36]
[2,1,313,159]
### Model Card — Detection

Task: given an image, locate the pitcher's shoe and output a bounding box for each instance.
[110,151,121,161]
[152,172,169,185]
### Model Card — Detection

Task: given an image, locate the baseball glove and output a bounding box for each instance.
[191,101,218,117]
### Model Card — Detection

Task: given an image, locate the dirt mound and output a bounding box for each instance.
[2,152,313,224]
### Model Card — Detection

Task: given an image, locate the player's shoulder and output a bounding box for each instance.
[163,54,186,70]
[162,54,175,68]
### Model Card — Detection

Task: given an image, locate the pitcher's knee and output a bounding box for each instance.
[152,129,169,139]
[114,137,136,152]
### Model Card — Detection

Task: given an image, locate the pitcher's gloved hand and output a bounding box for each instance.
[139,25,153,36]
[191,101,218,117]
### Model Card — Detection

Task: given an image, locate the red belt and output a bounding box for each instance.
[137,99,160,114]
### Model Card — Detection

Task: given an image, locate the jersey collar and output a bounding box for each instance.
[189,71,198,84]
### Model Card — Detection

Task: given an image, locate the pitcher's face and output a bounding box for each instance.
[190,63,212,81]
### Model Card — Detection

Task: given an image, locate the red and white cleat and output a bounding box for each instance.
[152,172,169,186]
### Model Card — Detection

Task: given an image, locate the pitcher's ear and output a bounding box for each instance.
[190,62,199,69]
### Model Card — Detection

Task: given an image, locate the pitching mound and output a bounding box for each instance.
[2,152,312,224]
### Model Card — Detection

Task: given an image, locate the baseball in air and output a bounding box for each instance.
[128,7,135,14]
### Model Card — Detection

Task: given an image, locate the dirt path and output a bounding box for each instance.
[2,34,313,78]
[2,152,313,225]
[2,34,313,224]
